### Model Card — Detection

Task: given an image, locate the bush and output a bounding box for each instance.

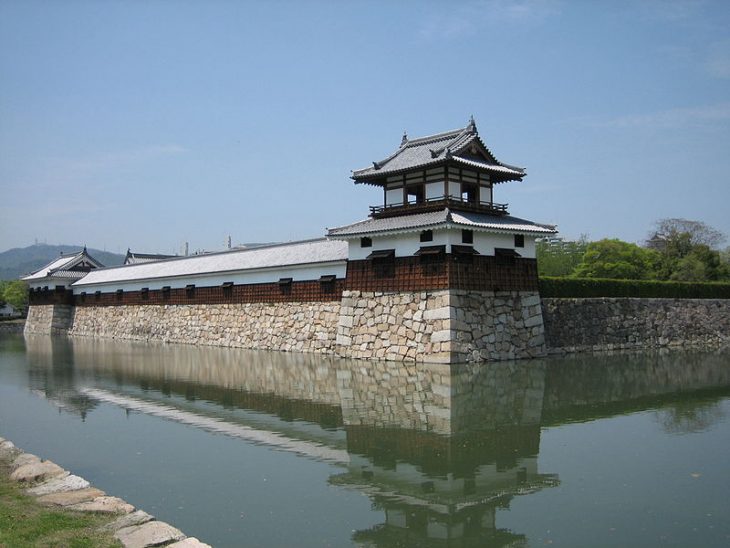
[539,277,730,299]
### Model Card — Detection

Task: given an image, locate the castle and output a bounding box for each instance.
[24,119,556,363]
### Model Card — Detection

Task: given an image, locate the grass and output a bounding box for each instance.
[0,459,120,548]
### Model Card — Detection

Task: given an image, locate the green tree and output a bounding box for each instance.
[573,239,660,280]
[0,280,28,310]
[647,219,729,281]
[536,235,588,277]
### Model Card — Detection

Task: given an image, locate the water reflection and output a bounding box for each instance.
[21,335,730,547]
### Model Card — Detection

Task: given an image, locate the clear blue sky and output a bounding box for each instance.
[1,0,729,255]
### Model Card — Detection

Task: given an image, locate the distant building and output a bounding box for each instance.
[124,249,177,265]
[0,302,17,317]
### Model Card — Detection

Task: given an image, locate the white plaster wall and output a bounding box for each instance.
[72,262,347,294]
[472,232,536,258]
[347,229,536,260]
[348,230,458,260]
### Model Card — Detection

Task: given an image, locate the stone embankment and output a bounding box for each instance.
[0,320,24,333]
[69,302,340,354]
[0,436,209,548]
[542,297,730,353]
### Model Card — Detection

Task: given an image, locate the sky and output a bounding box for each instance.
[1,0,729,255]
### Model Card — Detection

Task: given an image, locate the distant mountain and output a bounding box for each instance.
[0,244,126,280]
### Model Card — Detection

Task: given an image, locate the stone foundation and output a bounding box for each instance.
[68,302,341,354]
[542,298,730,353]
[24,304,74,335]
[335,289,547,363]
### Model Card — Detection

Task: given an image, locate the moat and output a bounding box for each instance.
[1,333,729,547]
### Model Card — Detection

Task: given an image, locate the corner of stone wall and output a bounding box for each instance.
[24,304,75,336]
[449,290,547,363]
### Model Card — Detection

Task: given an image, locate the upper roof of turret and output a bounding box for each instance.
[351,117,525,185]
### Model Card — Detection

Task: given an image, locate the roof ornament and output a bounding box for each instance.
[444,147,452,159]
[401,131,408,146]
[445,207,453,223]
[429,148,440,159]
[467,115,477,133]
[372,161,381,170]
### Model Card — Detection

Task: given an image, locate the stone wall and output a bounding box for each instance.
[542,298,730,353]
[335,290,452,362]
[334,289,547,363]
[68,302,341,354]
[24,304,74,335]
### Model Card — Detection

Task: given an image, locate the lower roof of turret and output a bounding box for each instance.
[327,209,557,238]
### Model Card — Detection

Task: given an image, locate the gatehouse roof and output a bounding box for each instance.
[22,248,104,282]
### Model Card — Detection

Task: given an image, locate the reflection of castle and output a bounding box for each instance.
[23,336,730,545]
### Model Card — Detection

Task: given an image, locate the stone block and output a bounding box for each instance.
[69,496,135,514]
[27,474,90,496]
[36,487,105,507]
[10,460,67,483]
[115,521,186,548]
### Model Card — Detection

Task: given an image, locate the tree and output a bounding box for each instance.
[573,239,660,280]
[536,235,588,277]
[647,218,726,250]
[0,280,28,311]
[646,219,729,281]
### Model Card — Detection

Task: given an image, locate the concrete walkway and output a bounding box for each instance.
[0,436,210,548]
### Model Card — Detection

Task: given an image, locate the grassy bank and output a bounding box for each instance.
[0,456,120,547]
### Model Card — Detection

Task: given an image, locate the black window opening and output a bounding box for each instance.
[186,284,196,298]
[462,229,474,244]
[222,282,234,298]
[514,234,525,248]
[116,289,124,301]
[406,184,424,205]
[461,183,478,204]
[140,287,150,301]
[319,274,337,293]
[495,247,521,265]
[161,286,171,300]
[55,285,65,292]
[420,229,433,243]
[452,244,479,264]
[79,292,86,303]
[360,237,372,248]
[94,290,101,301]
[279,277,293,295]
[367,249,395,278]
[416,245,446,275]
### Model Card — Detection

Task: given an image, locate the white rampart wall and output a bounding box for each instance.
[72,262,346,294]
[347,229,536,261]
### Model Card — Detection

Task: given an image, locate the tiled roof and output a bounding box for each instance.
[327,208,556,237]
[22,250,104,281]
[74,239,348,287]
[352,118,525,182]
[125,250,177,265]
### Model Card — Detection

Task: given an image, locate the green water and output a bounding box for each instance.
[1,333,729,547]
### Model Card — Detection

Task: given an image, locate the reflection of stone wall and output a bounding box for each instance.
[24,304,74,335]
[542,349,730,420]
[339,360,546,435]
[68,302,341,354]
[63,336,343,406]
[542,298,730,353]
